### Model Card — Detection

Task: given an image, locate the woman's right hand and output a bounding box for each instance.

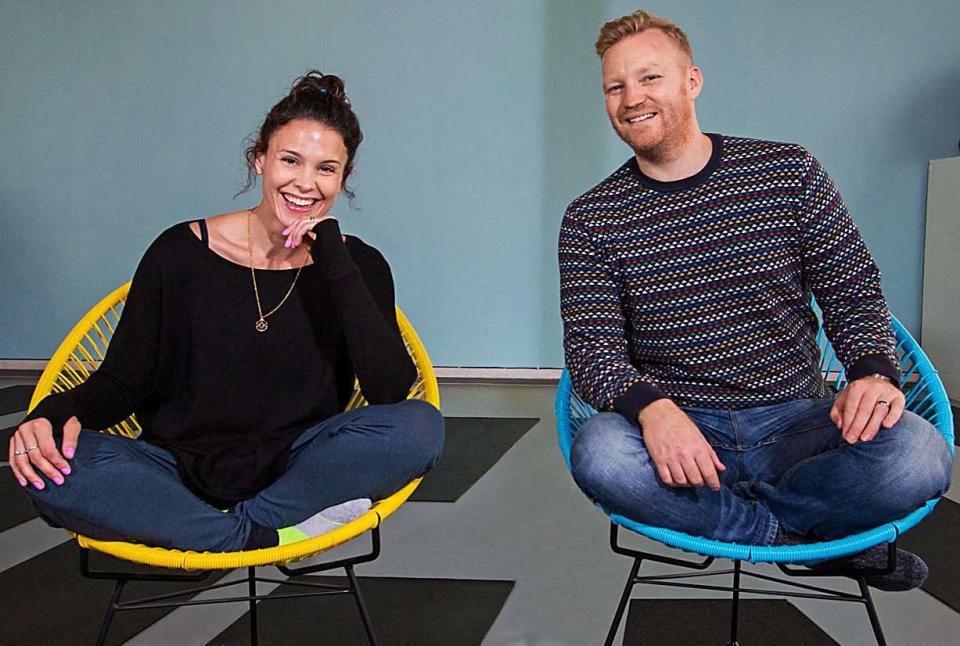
[8,416,81,490]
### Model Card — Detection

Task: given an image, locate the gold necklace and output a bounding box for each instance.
[247,212,310,333]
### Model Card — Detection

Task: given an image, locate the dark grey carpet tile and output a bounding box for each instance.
[0,385,33,416]
[410,417,538,502]
[900,496,960,611]
[1,425,14,447]
[622,598,837,645]
[208,576,514,646]
[0,540,228,646]
[0,466,39,531]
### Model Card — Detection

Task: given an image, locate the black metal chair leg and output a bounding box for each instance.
[727,559,741,646]
[858,579,887,646]
[345,564,379,646]
[604,557,642,646]
[248,567,259,646]
[95,579,125,646]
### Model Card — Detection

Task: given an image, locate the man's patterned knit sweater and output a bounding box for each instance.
[559,134,899,422]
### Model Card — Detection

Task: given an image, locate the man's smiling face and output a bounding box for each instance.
[602,28,702,160]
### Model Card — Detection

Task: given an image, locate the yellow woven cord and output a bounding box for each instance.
[30,282,440,569]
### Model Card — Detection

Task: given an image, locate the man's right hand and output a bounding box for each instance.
[638,399,726,491]
[9,416,81,490]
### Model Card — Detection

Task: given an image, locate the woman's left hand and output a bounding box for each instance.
[282,215,337,248]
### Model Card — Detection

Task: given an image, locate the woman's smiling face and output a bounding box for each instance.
[254,118,349,229]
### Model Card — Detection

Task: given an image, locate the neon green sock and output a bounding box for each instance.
[277,526,309,546]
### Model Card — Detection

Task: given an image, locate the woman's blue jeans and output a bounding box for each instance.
[570,397,952,545]
[27,399,444,552]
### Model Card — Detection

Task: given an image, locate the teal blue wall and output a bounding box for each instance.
[2,1,959,366]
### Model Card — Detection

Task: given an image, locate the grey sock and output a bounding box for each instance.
[294,498,372,537]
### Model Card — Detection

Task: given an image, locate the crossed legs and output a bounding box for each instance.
[570,398,952,544]
[27,400,444,552]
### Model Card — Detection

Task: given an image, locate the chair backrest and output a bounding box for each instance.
[29,281,440,437]
[556,316,955,470]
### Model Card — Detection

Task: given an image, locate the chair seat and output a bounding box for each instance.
[29,282,440,570]
[556,313,954,565]
[610,511,899,564]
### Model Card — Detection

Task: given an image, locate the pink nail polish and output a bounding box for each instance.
[61,465,72,475]
[53,476,64,485]
[64,447,75,459]
[18,477,27,487]
[33,481,44,490]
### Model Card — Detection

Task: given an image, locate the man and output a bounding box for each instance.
[558,10,952,590]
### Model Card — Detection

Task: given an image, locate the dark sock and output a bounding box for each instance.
[243,521,279,550]
[771,526,927,592]
[812,544,928,592]
[770,524,814,546]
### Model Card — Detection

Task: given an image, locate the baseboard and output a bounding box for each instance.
[0,360,562,384]
[0,360,47,378]
[435,367,561,384]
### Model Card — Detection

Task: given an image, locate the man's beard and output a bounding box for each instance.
[617,106,694,163]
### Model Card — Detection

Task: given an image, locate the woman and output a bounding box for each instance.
[9,71,444,551]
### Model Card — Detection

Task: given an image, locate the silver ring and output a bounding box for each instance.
[876,400,890,407]
[13,449,28,456]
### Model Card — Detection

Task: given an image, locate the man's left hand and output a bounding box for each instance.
[829,375,904,444]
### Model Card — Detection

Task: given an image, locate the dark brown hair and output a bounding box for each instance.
[241,70,363,197]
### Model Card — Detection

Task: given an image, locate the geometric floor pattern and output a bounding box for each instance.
[2,382,959,645]
[209,576,514,645]
[624,598,839,645]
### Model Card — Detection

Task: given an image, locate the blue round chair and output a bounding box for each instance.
[555,316,954,646]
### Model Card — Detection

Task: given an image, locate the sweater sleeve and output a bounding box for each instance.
[559,206,667,421]
[310,219,416,404]
[796,151,900,384]
[23,237,165,434]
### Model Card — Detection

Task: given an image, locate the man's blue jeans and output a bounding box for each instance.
[27,399,444,552]
[570,397,952,545]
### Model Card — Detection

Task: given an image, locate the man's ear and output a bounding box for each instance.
[688,65,704,101]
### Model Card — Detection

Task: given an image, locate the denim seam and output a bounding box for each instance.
[755,512,779,546]
[744,424,840,451]
[773,445,847,489]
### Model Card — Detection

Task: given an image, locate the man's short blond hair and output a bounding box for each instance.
[595,10,693,62]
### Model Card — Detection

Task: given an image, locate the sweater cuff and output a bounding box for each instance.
[613,381,669,424]
[847,353,900,388]
[310,219,358,279]
[22,395,75,441]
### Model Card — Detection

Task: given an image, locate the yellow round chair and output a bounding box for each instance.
[28,281,440,646]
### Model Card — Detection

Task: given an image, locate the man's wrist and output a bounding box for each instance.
[860,373,894,385]
[637,397,675,425]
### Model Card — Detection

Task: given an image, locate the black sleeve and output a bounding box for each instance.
[310,219,417,404]
[24,237,164,434]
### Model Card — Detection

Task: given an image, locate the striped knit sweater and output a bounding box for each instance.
[559,134,899,421]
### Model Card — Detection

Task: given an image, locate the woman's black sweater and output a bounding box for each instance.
[25,218,417,507]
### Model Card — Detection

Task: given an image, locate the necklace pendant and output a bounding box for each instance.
[255,318,268,333]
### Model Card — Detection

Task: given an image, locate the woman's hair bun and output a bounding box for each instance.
[289,70,349,105]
